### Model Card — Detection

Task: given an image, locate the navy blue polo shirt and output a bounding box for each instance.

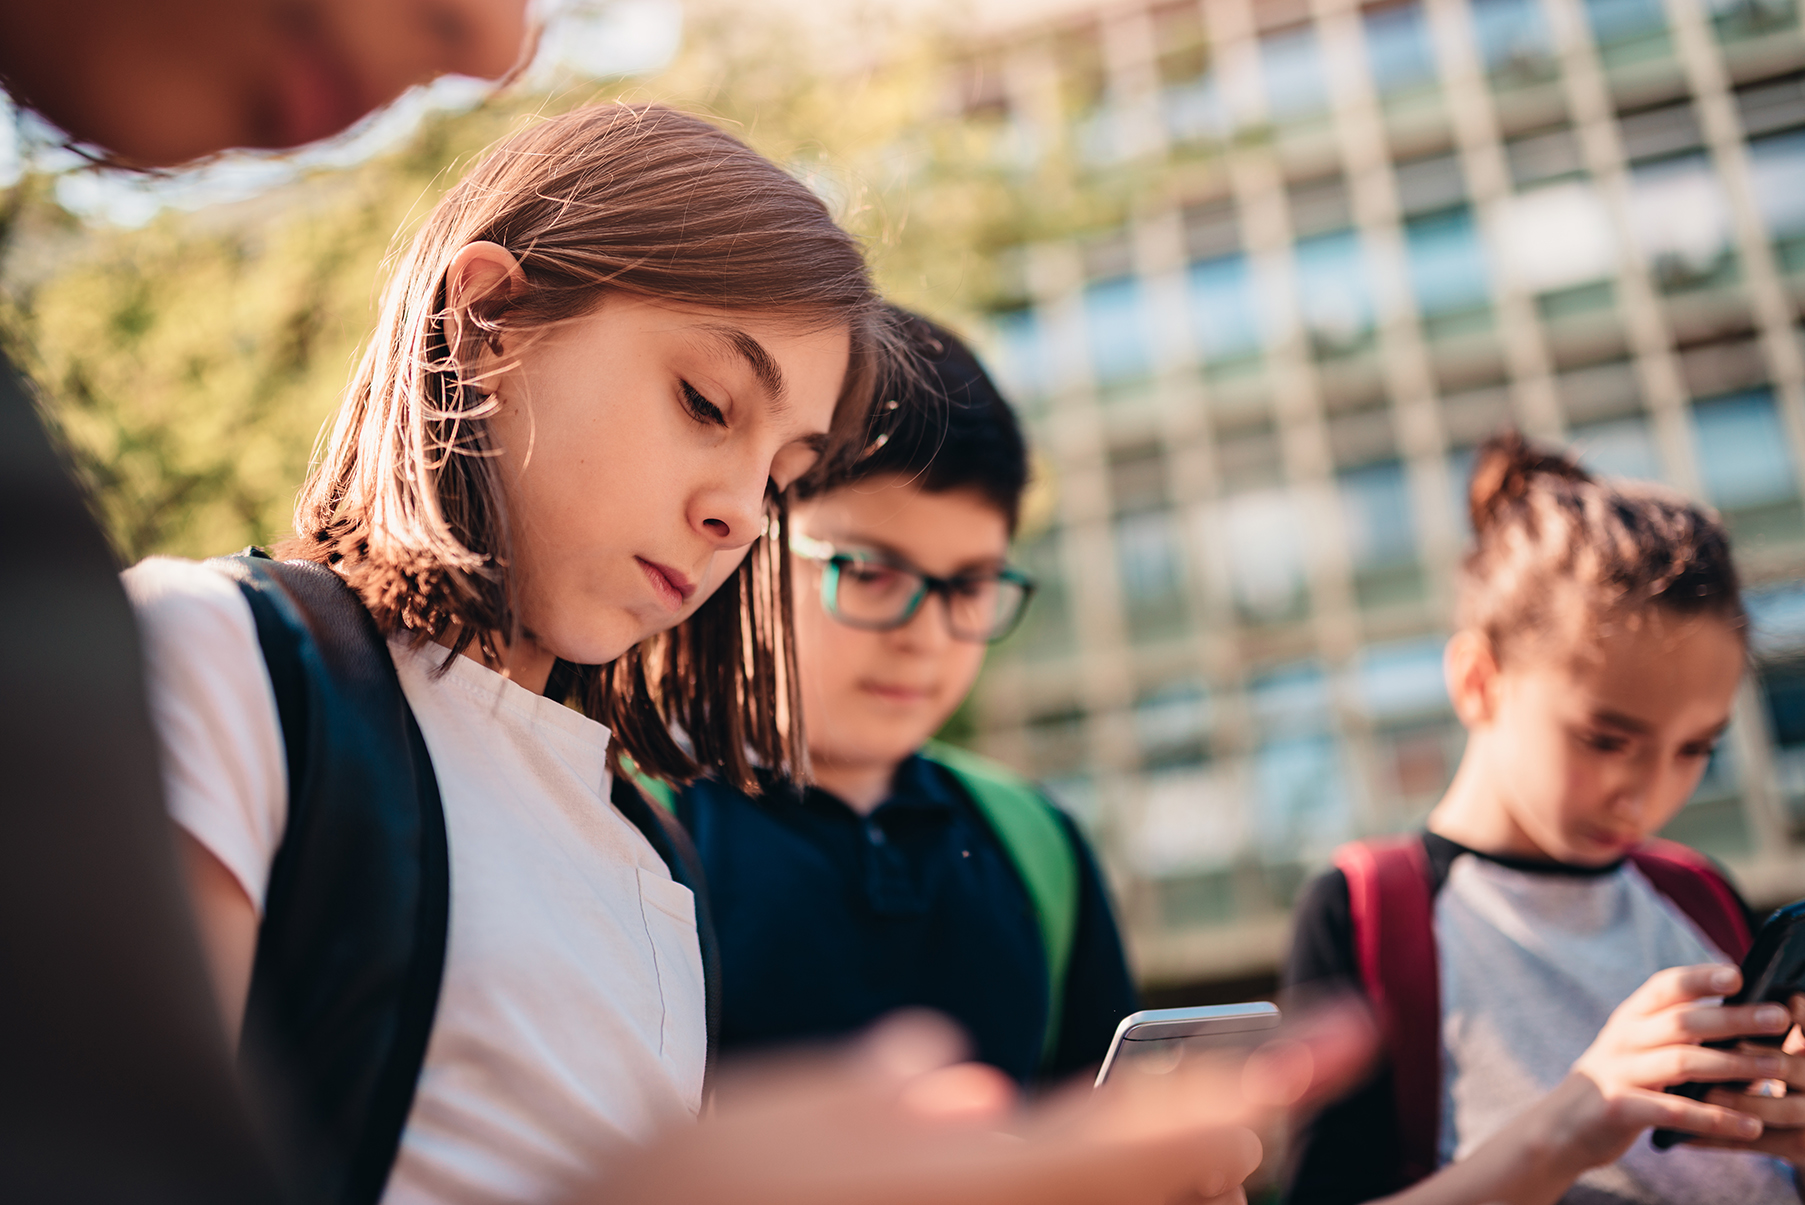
[675,753,1139,1086]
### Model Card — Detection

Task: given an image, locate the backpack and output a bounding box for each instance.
[1333,833,1755,1188]
[215,551,719,1205]
[630,737,1080,1066]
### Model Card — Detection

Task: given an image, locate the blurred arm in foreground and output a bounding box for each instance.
[598,1007,1376,1205]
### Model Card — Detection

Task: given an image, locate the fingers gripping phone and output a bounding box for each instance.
[1653,900,1805,1150]
[1095,1002,1282,1087]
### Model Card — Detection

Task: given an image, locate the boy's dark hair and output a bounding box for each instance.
[1460,428,1746,662]
[797,308,1029,531]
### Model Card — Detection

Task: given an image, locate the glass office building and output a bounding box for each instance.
[958,0,1805,988]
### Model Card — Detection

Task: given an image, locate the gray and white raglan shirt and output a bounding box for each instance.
[1284,832,1799,1205]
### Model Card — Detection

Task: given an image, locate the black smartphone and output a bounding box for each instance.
[1652,900,1805,1150]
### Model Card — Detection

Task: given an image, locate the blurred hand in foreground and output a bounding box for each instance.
[594,1005,1375,1205]
[0,0,533,166]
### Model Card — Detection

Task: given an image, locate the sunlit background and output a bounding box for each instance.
[8,0,1805,999]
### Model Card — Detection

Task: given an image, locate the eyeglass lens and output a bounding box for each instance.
[832,561,1028,641]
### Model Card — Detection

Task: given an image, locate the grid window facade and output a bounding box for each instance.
[970,0,1805,986]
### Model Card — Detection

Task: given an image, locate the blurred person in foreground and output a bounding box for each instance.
[663,311,1138,1088]
[0,2,532,1199]
[0,5,1363,1205]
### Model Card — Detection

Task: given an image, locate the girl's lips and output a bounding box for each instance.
[860,681,934,703]
[636,557,696,612]
[1587,829,1643,853]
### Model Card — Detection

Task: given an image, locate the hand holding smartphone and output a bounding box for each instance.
[1653,900,1805,1150]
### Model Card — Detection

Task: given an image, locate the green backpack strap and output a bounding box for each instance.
[920,740,1079,1067]
[620,755,678,813]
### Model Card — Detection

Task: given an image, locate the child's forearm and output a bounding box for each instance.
[1373,1076,1613,1205]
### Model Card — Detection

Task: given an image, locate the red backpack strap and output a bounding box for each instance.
[1332,835,1440,1187]
[1628,839,1753,962]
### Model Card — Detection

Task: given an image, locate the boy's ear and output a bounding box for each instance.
[1445,630,1501,728]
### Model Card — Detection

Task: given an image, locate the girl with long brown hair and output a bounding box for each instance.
[123,101,892,1204]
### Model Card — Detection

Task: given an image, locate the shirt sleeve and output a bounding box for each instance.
[122,557,286,914]
[1279,867,1407,1205]
[1043,810,1140,1084]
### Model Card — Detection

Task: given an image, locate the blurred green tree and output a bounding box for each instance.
[0,2,1113,563]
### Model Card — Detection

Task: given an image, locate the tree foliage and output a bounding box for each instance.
[0,4,1101,562]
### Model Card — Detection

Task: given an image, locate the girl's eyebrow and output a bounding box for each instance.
[1591,708,1652,734]
[696,323,788,407]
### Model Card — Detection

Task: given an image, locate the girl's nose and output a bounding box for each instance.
[693,480,767,550]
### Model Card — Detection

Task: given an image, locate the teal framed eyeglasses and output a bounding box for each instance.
[790,533,1037,644]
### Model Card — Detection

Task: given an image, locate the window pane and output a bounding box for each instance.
[1261,25,1328,121]
[1116,510,1184,603]
[1569,415,1663,481]
[1188,254,1265,363]
[1163,71,1231,144]
[1447,446,1478,540]
[987,306,1047,404]
[1749,129,1805,244]
[1695,389,1805,545]
[1254,734,1351,857]
[1130,766,1245,877]
[1221,487,1309,621]
[1365,2,1438,96]
[1339,461,1418,569]
[1747,580,1805,658]
[1497,182,1618,293]
[1251,660,1334,729]
[1083,276,1150,386]
[1404,205,1490,317]
[1628,153,1735,291]
[1355,637,1450,720]
[1691,388,1798,510]
[1584,0,1668,46]
[1249,664,1348,857]
[1294,229,1374,353]
[1711,0,1798,41]
[1341,460,1423,607]
[1134,682,1212,768]
[1470,0,1554,78]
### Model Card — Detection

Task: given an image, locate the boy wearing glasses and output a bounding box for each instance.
[670,314,1138,1086]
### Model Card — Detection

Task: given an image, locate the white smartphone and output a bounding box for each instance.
[1094,1001,1282,1087]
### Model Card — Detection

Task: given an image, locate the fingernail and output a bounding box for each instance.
[1758,1005,1790,1028]
[1759,1056,1788,1074]
[1741,1116,1764,1138]
[1199,1173,1226,1197]
[1715,967,1741,991]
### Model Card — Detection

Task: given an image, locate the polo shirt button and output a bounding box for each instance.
[865,822,885,846]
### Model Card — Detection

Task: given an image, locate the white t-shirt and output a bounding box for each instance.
[1437,853,1796,1205]
[124,556,706,1205]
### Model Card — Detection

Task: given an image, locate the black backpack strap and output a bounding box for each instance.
[211,551,449,1205]
[610,774,722,1093]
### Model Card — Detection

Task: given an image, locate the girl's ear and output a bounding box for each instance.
[1445,629,1501,729]
[447,240,526,314]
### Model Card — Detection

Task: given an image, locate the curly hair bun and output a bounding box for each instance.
[1467,429,1593,538]
[1458,427,1744,661]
